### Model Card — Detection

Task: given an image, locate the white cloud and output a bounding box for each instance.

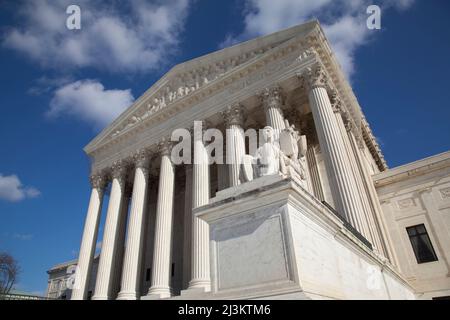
[0,174,41,202]
[27,75,75,96]
[223,0,415,78]
[2,0,191,73]
[48,79,135,129]
[322,14,369,77]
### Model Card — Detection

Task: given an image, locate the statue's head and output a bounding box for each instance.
[262,126,274,143]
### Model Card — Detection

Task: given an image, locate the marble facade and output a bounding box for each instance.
[48,20,449,300]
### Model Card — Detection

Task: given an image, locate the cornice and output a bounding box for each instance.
[373,151,450,188]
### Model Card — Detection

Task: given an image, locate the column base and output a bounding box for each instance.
[116,291,137,300]
[187,279,211,292]
[180,288,210,299]
[70,290,84,300]
[91,295,108,300]
[143,286,172,299]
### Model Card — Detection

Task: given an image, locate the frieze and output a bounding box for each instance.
[397,198,416,210]
[110,46,275,139]
[440,187,450,199]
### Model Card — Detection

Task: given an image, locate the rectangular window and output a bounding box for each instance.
[406,224,438,264]
[146,268,151,282]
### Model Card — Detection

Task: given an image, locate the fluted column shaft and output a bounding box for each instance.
[117,151,150,300]
[301,65,367,230]
[71,175,105,300]
[222,104,245,187]
[189,127,211,291]
[147,141,175,298]
[261,86,286,137]
[182,165,193,289]
[346,128,384,250]
[334,108,374,241]
[330,88,388,254]
[306,147,325,202]
[348,131,394,260]
[92,162,127,300]
[111,193,130,298]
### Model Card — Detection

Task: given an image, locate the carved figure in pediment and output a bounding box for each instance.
[177,86,185,98]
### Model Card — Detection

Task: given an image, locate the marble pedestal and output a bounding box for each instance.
[190,175,416,300]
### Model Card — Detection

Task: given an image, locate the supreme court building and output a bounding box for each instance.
[47,21,450,300]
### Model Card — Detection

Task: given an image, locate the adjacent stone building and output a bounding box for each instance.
[47,21,450,300]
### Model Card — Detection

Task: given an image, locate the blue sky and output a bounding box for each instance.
[0,0,449,295]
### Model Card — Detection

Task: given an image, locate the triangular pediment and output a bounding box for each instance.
[85,21,319,154]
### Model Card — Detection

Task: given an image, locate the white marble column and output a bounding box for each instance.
[348,128,394,260]
[182,165,193,289]
[117,150,151,300]
[188,121,211,292]
[306,146,325,202]
[260,86,286,136]
[92,161,127,300]
[147,139,175,298]
[71,174,106,300]
[222,103,245,187]
[330,91,374,242]
[111,190,130,298]
[299,64,367,230]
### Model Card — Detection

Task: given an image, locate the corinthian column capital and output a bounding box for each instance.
[158,138,174,156]
[329,89,343,113]
[111,160,128,188]
[133,148,151,171]
[221,103,245,127]
[89,173,107,191]
[260,85,284,110]
[298,63,330,91]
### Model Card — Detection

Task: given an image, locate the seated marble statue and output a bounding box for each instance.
[254,126,286,177]
[241,124,308,187]
[279,120,311,192]
[279,121,307,181]
[241,126,286,182]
